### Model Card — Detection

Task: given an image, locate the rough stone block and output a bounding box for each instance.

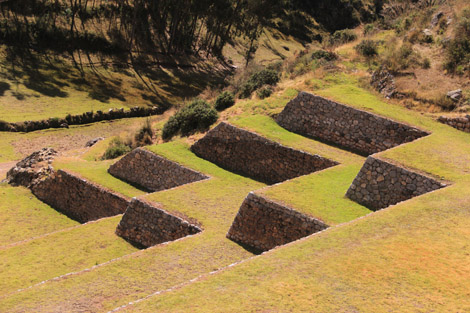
[32,170,129,223]
[116,198,201,248]
[227,193,328,252]
[108,148,209,192]
[346,156,446,210]
[277,92,429,155]
[191,122,338,184]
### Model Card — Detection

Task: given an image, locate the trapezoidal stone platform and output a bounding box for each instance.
[191,122,338,185]
[108,148,209,192]
[227,193,328,252]
[116,198,202,248]
[32,169,130,223]
[346,156,446,211]
[276,92,430,156]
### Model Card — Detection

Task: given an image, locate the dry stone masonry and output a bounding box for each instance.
[108,148,208,192]
[227,193,328,252]
[276,92,429,156]
[438,115,470,133]
[32,169,130,223]
[346,156,446,211]
[116,198,202,248]
[191,122,338,185]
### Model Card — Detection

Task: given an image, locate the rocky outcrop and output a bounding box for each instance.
[191,122,337,185]
[371,66,399,99]
[227,193,328,252]
[346,156,446,211]
[31,169,129,223]
[438,115,470,133]
[116,198,201,248]
[276,92,429,156]
[108,148,209,192]
[6,148,57,187]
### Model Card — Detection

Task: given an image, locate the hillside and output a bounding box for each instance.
[0,0,470,312]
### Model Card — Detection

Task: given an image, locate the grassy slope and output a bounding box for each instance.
[114,73,470,311]
[0,184,78,246]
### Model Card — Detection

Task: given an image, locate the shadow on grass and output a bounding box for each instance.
[0,82,10,96]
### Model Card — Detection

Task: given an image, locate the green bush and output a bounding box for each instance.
[102,138,131,160]
[363,24,375,36]
[330,29,357,45]
[355,40,379,58]
[422,57,431,69]
[239,69,279,99]
[311,50,337,61]
[162,99,218,140]
[133,118,154,147]
[257,86,272,99]
[445,10,470,74]
[214,91,235,111]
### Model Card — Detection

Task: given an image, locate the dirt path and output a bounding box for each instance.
[0,161,15,181]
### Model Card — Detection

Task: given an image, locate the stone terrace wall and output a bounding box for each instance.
[438,115,470,133]
[108,148,209,192]
[191,122,338,185]
[32,170,129,223]
[277,92,429,156]
[116,198,201,248]
[346,156,445,211]
[227,193,328,252]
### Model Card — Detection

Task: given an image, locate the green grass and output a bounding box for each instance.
[0,184,78,246]
[0,215,138,296]
[260,164,372,225]
[123,181,470,313]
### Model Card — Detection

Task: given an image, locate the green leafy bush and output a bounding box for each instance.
[355,40,378,58]
[239,69,280,99]
[311,50,337,61]
[330,29,357,45]
[257,86,273,99]
[445,10,470,74]
[162,99,218,140]
[214,91,235,111]
[102,138,131,160]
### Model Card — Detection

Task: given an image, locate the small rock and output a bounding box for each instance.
[447,89,463,102]
[85,137,105,147]
[431,11,443,28]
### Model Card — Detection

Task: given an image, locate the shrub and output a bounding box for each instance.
[311,50,337,61]
[239,69,280,99]
[422,57,431,69]
[102,138,131,160]
[162,99,218,140]
[214,91,235,111]
[257,86,273,99]
[133,118,154,147]
[364,24,375,36]
[330,29,357,45]
[355,40,378,58]
[445,10,470,74]
[435,95,456,111]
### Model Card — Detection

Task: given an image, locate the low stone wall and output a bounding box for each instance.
[191,122,338,184]
[116,198,201,248]
[0,106,163,133]
[438,115,470,133]
[32,169,129,223]
[227,193,328,252]
[346,156,446,210]
[108,148,209,192]
[276,92,429,156]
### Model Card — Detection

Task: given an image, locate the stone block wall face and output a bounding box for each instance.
[116,198,201,248]
[32,170,129,223]
[438,115,470,133]
[227,193,328,252]
[191,122,337,185]
[108,148,208,192]
[276,92,429,155]
[346,157,445,210]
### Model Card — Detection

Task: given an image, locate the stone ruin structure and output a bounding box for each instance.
[108,148,208,192]
[227,193,328,252]
[191,122,338,185]
[346,156,446,211]
[276,92,429,156]
[116,198,201,248]
[438,115,470,133]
